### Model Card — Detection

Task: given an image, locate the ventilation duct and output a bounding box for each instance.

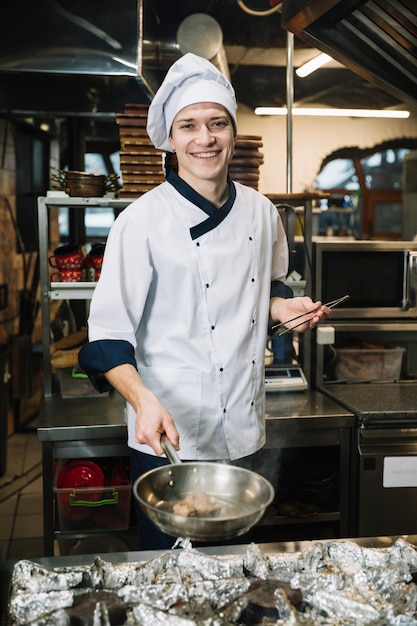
[138,4,230,99]
[176,13,231,82]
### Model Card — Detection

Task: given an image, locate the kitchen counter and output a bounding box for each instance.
[37,391,127,442]
[265,389,353,448]
[37,389,355,555]
[1,534,412,582]
[38,388,353,443]
[320,382,417,426]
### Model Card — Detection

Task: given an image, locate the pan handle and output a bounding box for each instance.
[161,434,182,465]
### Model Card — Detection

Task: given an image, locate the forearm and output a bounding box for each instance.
[269,296,286,324]
[104,363,179,455]
[104,363,147,413]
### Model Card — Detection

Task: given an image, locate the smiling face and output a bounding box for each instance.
[168,102,236,196]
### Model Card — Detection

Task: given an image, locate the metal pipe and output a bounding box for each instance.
[285,31,294,194]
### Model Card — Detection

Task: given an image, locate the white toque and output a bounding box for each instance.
[146,53,237,152]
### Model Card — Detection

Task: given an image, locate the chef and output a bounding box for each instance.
[79,52,330,549]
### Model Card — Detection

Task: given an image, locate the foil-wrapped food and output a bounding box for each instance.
[7,538,417,625]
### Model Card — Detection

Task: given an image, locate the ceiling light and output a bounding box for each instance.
[295,53,332,78]
[254,107,410,119]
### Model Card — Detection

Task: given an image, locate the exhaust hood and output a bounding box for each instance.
[0,0,225,117]
[0,0,149,117]
[281,0,417,108]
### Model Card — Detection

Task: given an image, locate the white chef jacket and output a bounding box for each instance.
[85,177,288,460]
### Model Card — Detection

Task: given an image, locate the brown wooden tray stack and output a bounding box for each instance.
[229,135,264,190]
[165,134,264,190]
[116,107,264,196]
[116,104,165,198]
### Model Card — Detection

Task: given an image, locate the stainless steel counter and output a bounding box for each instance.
[37,389,355,556]
[38,389,353,443]
[3,534,414,569]
[265,389,353,448]
[37,391,127,442]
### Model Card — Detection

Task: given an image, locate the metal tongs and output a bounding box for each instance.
[271,294,350,336]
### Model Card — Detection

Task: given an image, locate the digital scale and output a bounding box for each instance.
[265,365,308,392]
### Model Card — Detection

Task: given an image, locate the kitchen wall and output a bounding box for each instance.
[236,104,417,194]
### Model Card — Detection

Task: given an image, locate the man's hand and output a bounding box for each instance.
[270,296,331,333]
[133,385,180,456]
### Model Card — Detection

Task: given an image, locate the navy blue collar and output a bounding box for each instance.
[167,169,236,240]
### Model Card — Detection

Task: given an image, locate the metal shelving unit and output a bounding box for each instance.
[38,195,131,397]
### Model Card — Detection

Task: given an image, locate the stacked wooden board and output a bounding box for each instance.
[229,135,264,190]
[117,103,264,195]
[116,104,165,198]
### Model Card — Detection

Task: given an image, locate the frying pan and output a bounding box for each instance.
[133,436,275,541]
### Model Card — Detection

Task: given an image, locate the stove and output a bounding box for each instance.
[6,538,417,624]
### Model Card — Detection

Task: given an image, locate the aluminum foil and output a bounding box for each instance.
[10,591,74,625]
[11,560,84,593]
[8,538,417,625]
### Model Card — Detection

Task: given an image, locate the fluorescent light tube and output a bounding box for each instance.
[296,53,332,77]
[254,107,410,118]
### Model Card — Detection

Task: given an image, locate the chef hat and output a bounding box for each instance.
[147,53,237,151]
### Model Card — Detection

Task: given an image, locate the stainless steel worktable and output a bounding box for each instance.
[37,390,353,441]
[37,390,354,555]
[38,390,127,443]
[38,391,128,556]
[265,389,353,446]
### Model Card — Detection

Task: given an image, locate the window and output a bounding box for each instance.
[314,158,358,191]
[360,148,409,190]
[312,140,417,239]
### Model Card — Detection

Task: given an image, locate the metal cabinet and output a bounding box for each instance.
[38,394,129,555]
[258,391,354,542]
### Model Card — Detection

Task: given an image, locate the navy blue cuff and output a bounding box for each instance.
[270,280,294,299]
[269,281,294,336]
[78,339,137,393]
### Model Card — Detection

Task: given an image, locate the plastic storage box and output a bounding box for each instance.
[335,347,405,382]
[55,484,132,532]
[54,459,131,533]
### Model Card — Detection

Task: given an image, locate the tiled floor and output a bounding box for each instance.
[0,421,44,561]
